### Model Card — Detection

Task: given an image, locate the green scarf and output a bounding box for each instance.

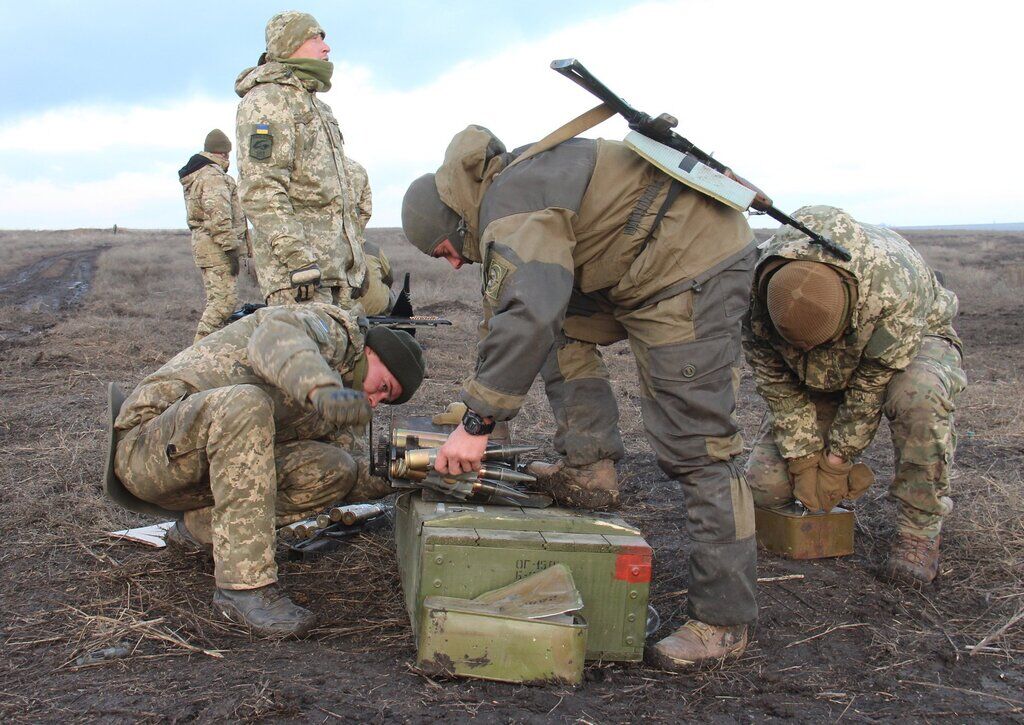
[280,58,333,92]
[349,352,369,393]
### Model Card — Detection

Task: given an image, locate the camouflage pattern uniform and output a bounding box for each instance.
[743,206,966,537]
[437,127,759,625]
[179,153,247,342]
[235,61,365,307]
[113,304,387,589]
[345,156,394,315]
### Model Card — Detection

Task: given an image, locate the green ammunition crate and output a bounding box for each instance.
[395,491,652,661]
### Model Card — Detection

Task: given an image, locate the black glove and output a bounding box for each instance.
[226,249,240,276]
[310,385,371,428]
[290,264,322,302]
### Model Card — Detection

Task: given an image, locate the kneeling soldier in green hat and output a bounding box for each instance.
[743,205,965,585]
[112,303,424,637]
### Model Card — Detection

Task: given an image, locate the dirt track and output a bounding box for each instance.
[0,228,1021,722]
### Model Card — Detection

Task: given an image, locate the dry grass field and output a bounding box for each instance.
[0,225,1021,722]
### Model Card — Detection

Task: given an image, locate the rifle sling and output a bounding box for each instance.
[505,103,614,170]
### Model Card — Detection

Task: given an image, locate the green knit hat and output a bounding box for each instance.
[265,11,325,61]
[204,129,232,154]
[365,327,425,405]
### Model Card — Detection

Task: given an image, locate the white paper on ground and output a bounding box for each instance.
[107,521,176,548]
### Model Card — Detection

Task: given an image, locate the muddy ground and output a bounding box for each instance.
[0,226,1021,723]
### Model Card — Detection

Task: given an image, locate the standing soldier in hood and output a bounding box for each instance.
[401,125,759,669]
[743,205,965,585]
[345,155,395,315]
[112,304,425,637]
[235,11,366,308]
[179,129,248,342]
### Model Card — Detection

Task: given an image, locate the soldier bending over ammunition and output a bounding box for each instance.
[112,304,424,637]
[743,206,965,585]
[401,125,758,669]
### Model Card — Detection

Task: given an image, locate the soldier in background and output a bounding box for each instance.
[401,125,759,669]
[743,206,965,585]
[345,156,395,315]
[113,304,425,637]
[178,129,247,342]
[235,11,366,308]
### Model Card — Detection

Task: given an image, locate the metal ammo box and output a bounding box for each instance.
[395,492,652,661]
[755,503,854,559]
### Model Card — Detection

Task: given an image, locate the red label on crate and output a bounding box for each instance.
[614,547,652,583]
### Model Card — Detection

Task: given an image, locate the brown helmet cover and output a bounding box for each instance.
[763,260,852,350]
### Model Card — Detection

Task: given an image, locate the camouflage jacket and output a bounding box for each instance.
[742,206,962,460]
[435,126,754,421]
[115,303,366,443]
[179,153,246,268]
[344,156,393,314]
[235,62,365,297]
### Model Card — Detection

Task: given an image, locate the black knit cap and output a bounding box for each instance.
[365,327,425,405]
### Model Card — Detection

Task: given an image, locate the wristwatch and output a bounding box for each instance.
[461,408,496,436]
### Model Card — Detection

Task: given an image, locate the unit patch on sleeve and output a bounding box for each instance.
[483,252,516,306]
[249,124,273,161]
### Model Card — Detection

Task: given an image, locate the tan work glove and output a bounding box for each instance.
[847,462,875,499]
[815,456,853,512]
[787,452,823,510]
[310,385,371,428]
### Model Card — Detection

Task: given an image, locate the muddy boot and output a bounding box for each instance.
[165,519,213,556]
[526,459,619,510]
[213,584,316,638]
[884,532,941,584]
[647,620,748,670]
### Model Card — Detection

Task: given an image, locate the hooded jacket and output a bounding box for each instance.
[235,62,365,298]
[116,303,366,445]
[435,126,754,421]
[179,152,246,268]
[742,205,961,460]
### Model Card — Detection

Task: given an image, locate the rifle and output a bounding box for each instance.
[550,58,851,261]
[365,273,452,334]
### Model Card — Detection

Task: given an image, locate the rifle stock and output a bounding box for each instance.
[550,58,851,261]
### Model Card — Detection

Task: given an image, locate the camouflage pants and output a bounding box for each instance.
[195,263,238,343]
[265,283,356,309]
[745,336,966,537]
[114,385,379,589]
[563,250,758,625]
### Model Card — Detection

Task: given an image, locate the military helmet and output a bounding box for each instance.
[763,260,852,350]
[401,173,466,257]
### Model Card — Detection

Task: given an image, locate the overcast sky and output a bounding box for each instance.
[0,0,1019,230]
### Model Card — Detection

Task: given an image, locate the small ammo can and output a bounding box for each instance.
[754,503,854,559]
[395,492,652,661]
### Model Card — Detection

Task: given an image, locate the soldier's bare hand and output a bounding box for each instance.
[434,425,488,475]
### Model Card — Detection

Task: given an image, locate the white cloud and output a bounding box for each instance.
[1,0,1021,229]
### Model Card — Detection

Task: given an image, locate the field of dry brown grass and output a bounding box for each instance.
[0,226,1021,721]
